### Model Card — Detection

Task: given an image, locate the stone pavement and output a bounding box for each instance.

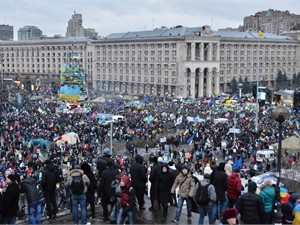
[18,196,206,225]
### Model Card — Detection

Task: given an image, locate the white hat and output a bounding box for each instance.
[158,157,163,162]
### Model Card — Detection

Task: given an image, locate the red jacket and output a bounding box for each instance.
[227,172,242,200]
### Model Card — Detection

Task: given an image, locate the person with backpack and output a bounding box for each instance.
[171,164,195,225]
[193,173,216,225]
[117,175,137,225]
[67,164,90,225]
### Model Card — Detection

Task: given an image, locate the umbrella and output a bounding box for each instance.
[55,132,80,145]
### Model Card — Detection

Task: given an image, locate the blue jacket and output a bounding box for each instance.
[260,186,275,213]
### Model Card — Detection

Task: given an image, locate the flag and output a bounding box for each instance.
[187,134,195,145]
[232,158,243,170]
[258,26,264,38]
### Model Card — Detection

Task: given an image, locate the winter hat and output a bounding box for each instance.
[248,181,257,193]
[7,174,16,182]
[222,208,238,220]
[181,164,189,171]
[157,157,163,162]
[121,175,131,188]
[203,173,211,180]
[103,148,111,156]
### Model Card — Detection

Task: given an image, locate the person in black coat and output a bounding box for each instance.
[41,159,59,220]
[168,161,179,207]
[239,181,264,224]
[129,154,147,210]
[21,173,43,224]
[210,162,228,221]
[157,163,173,223]
[149,156,162,211]
[1,174,20,224]
[81,162,97,219]
[99,160,120,222]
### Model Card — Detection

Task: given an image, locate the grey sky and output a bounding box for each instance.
[1,0,300,39]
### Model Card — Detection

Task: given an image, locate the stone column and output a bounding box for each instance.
[200,43,204,61]
[206,69,212,96]
[198,70,204,97]
[191,43,195,61]
[190,72,195,98]
[216,44,220,61]
[208,43,213,61]
[215,71,220,95]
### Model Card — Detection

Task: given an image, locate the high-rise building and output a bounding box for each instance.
[66,13,98,39]
[243,9,300,35]
[0,24,13,41]
[18,26,43,41]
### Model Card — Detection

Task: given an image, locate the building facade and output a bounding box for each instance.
[18,26,43,41]
[0,24,13,41]
[66,13,98,39]
[0,25,299,97]
[243,9,300,35]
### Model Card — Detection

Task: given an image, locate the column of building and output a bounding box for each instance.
[198,70,204,97]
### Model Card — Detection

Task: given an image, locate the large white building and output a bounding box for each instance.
[0,25,299,98]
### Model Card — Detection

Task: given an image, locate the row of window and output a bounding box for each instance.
[220,44,296,50]
[220,66,295,76]
[97,43,177,50]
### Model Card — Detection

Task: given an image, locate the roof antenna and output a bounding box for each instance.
[211,17,213,30]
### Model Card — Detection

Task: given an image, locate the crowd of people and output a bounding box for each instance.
[0,90,300,224]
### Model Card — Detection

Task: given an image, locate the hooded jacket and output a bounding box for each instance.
[157,164,173,203]
[1,181,20,218]
[129,155,147,189]
[67,168,90,194]
[171,170,195,199]
[41,162,59,192]
[211,162,227,202]
[239,181,264,224]
[120,176,136,212]
[227,172,242,200]
[21,176,42,203]
[193,177,216,208]
[259,182,276,213]
[283,193,300,222]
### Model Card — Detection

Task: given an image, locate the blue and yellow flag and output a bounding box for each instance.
[258,26,264,38]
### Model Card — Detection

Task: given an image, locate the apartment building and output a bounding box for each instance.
[0,24,13,41]
[0,25,299,98]
[243,9,300,35]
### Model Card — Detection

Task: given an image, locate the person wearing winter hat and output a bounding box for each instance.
[149,155,162,211]
[171,164,195,224]
[0,174,20,224]
[193,173,216,225]
[157,163,173,223]
[259,179,276,224]
[239,181,264,224]
[219,208,239,225]
[21,172,43,224]
[117,176,137,225]
[129,155,147,211]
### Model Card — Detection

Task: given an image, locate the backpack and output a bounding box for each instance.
[70,174,84,195]
[195,183,210,206]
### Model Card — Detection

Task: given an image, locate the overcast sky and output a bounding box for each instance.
[1,0,300,39]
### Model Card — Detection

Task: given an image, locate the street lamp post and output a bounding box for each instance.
[271,105,290,225]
